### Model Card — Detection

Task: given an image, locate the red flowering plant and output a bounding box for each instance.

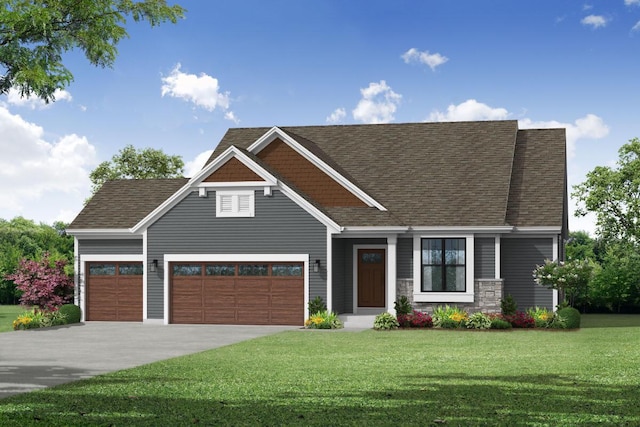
[5,253,73,312]
[397,310,433,328]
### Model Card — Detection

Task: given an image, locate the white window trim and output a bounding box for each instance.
[78,254,145,322]
[163,253,310,325]
[215,190,255,217]
[412,234,475,303]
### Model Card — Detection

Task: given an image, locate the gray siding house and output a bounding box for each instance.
[68,120,568,325]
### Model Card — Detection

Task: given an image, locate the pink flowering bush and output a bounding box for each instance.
[5,253,73,311]
[397,310,433,328]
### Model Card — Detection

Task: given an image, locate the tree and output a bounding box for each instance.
[89,144,184,195]
[573,138,640,243]
[588,241,640,313]
[533,259,594,307]
[565,231,596,262]
[5,253,74,311]
[0,0,185,102]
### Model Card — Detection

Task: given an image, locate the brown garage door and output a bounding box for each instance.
[86,262,143,321]
[170,262,304,325]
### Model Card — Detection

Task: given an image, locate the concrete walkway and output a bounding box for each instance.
[0,322,295,399]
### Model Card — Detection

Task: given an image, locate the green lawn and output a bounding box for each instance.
[1,316,639,426]
[0,305,25,333]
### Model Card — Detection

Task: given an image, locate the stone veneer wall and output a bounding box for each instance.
[395,279,504,314]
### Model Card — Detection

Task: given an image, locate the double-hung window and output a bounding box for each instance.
[421,238,466,292]
[216,190,255,217]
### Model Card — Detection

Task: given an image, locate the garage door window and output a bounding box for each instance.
[119,264,144,275]
[272,264,303,276]
[89,264,115,275]
[173,264,202,276]
[206,264,236,276]
[238,264,268,276]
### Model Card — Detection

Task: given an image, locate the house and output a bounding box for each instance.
[67,120,568,325]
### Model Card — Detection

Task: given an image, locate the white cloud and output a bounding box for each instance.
[427,99,510,122]
[625,0,640,6]
[401,48,449,71]
[224,111,240,124]
[326,107,346,124]
[0,105,97,223]
[5,88,72,109]
[581,15,608,28]
[632,20,640,31]
[352,80,402,124]
[161,63,238,121]
[184,150,214,178]
[519,113,609,159]
[583,4,593,10]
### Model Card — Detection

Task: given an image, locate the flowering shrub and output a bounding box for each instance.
[533,259,593,307]
[397,310,433,328]
[432,305,468,328]
[12,308,67,330]
[503,311,535,328]
[304,310,343,329]
[526,307,554,328]
[5,253,73,311]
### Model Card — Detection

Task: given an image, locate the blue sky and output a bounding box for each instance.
[2,0,640,235]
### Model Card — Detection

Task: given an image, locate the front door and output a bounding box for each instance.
[357,249,386,307]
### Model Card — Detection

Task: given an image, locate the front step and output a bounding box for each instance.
[339,314,378,329]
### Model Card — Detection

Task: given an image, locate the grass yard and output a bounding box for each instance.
[1,316,639,426]
[0,305,25,333]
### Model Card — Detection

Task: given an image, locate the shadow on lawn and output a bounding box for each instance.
[1,373,639,426]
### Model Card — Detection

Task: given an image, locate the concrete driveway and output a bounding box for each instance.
[0,322,295,399]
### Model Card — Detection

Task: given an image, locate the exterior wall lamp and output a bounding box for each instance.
[150,259,158,273]
[313,259,321,273]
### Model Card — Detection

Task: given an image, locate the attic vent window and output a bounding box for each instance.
[216,190,255,217]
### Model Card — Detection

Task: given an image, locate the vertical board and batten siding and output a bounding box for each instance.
[501,238,553,309]
[474,237,496,279]
[78,239,143,255]
[146,190,326,320]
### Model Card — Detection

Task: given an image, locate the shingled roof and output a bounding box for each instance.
[70,120,566,230]
[69,178,188,229]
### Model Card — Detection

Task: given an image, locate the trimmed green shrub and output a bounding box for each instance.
[500,294,518,316]
[308,296,327,316]
[490,318,512,329]
[59,304,81,324]
[556,307,581,329]
[373,313,399,330]
[466,312,492,329]
[393,296,412,316]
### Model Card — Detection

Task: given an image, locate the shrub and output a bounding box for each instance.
[373,312,399,330]
[394,296,412,316]
[432,305,468,328]
[308,296,327,316]
[526,306,554,328]
[397,310,433,328]
[548,314,568,329]
[490,318,512,329]
[58,304,81,324]
[466,312,492,329]
[503,311,535,328]
[556,307,581,329]
[12,308,67,330]
[304,310,343,329]
[500,294,518,316]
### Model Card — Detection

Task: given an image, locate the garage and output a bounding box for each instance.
[86,262,143,321]
[170,262,304,325]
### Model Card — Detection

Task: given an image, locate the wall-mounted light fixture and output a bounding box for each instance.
[150,259,158,273]
[313,259,321,273]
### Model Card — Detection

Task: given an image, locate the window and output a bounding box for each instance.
[89,264,115,275]
[272,264,303,276]
[172,264,202,276]
[216,190,255,217]
[421,238,466,292]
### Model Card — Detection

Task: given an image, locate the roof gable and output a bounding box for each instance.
[203,157,262,182]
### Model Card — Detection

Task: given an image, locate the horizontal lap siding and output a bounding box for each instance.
[501,238,553,310]
[78,239,143,255]
[474,237,495,279]
[147,190,326,320]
